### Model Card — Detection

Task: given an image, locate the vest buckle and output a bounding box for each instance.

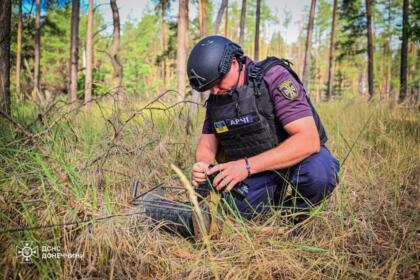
[249,65,263,81]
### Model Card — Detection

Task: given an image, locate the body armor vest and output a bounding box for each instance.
[206,57,327,163]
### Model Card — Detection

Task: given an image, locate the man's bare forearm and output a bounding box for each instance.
[195,134,218,164]
[195,147,215,164]
[249,132,320,174]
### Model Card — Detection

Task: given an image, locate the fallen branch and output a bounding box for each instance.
[0,109,33,138]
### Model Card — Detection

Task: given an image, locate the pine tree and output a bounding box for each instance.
[69,0,79,104]
[239,0,246,46]
[327,0,338,101]
[110,0,124,99]
[302,0,317,89]
[33,0,41,102]
[365,0,375,100]
[84,0,93,105]
[0,0,11,114]
[176,0,188,101]
[399,0,409,102]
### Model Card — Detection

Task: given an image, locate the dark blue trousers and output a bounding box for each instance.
[229,146,340,220]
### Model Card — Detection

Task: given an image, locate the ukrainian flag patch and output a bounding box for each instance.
[214,121,229,133]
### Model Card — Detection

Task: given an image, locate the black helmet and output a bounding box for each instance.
[187,35,243,92]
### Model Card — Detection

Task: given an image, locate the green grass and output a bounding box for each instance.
[0,97,419,279]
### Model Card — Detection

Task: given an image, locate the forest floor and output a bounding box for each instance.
[0,96,419,279]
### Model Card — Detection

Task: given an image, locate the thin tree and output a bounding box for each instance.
[110,0,124,99]
[159,0,170,88]
[239,0,246,46]
[194,0,208,106]
[33,0,41,102]
[188,0,206,125]
[302,0,317,89]
[15,0,22,98]
[0,0,11,114]
[409,42,417,103]
[224,0,229,37]
[199,0,207,37]
[69,0,79,104]
[399,0,409,102]
[254,0,261,60]
[176,0,188,101]
[326,0,338,101]
[365,0,374,100]
[383,0,393,100]
[213,0,227,34]
[84,0,93,105]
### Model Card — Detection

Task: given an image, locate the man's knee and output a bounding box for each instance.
[291,147,340,204]
[228,172,280,219]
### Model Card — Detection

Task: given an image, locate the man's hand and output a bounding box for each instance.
[192,162,211,187]
[208,159,248,192]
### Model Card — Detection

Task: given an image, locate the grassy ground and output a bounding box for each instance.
[0,97,419,279]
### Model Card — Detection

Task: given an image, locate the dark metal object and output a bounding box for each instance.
[130,181,197,238]
[204,165,249,201]
[129,172,248,238]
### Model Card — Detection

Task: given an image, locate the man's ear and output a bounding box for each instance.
[234,57,243,71]
[232,57,242,71]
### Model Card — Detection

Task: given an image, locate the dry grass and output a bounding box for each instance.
[0,97,419,279]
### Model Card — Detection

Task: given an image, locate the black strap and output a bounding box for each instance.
[248,56,304,87]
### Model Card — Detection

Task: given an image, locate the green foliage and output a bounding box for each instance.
[240,0,277,57]
[40,5,71,93]
[7,0,418,102]
[337,0,366,61]
[315,0,332,35]
[121,14,161,95]
[408,0,420,41]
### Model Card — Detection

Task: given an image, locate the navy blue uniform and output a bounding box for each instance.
[229,146,339,220]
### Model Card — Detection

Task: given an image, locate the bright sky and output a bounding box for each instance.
[97,0,311,44]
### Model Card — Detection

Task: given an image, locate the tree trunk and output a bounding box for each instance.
[365,0,375,100]
[316,27,322,102]
[0,0,11,114]
[84,0,93,105]
[196,0,209,103]
[69,0,79,104]
[384,0,392,100]
[15,0,22,97]
[199,0,207,37]
[224,0,229,37]
[176,0,188,101]
[160,1,169,89]
[382,40,390,100]
[302,0,316,90]
[239,0,246,46]
[33,0,41,102]
[326,0,337,101]
[399,0,409,102]
[409,42,418,104]
[110,0,124,100]
[213,0,227,34]
[254,0,261,60]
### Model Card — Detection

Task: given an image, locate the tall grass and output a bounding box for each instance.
[0,97,419,279]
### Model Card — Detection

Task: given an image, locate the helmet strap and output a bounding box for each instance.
[227,63,243,96]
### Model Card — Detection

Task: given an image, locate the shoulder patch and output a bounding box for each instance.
[277,79,299,100]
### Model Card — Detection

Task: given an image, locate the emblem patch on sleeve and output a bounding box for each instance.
[277,79,299,100]
[214,121,229,133]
